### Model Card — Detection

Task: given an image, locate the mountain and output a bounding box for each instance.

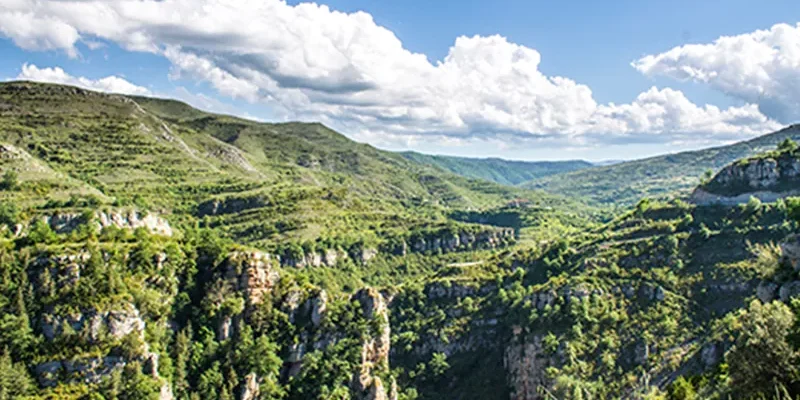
[523,124,800,205]
[2,81,800,400]
[400,151,593,186]
[0,81,594,246]
[0,81,601,399]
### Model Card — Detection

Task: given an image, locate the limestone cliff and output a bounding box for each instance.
[692,151,800,206]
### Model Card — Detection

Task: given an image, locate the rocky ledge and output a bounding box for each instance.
[42,209,173,236]
[691,152,800,206]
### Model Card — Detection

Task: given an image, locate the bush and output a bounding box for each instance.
[27,220,57,245]
[725,300,799,398]
[785,197,800,226]
[0,202,19,227]
[0,170,18,191]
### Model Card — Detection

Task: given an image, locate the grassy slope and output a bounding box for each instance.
[523,124,800,205]
[0,81,595,259]
[400,151,593,186]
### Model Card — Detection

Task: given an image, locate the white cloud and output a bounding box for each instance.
[0,0,784,148]
[17,64,151,96]
[634,23,800,123]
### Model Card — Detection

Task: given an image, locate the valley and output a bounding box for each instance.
[1,81,800,400]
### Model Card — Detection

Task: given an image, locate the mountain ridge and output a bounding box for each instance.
[522,124,800,205]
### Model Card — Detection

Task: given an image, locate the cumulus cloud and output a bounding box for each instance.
[17,64,151,96]
[634,23,800,123]
[0,0,784,148]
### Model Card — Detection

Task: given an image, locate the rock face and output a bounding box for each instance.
[504,334,560,400]
[36,356,127,387]
[41,304,145,342]
[310,290,327,327]
[280,249,349,268]
[352,288,391,400]
[197,195,268,216]
[43,209,173,236]
[278,227,514,268]
[225,251,279,306]
[691,153,800,206]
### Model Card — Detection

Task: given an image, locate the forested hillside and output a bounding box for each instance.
[2,82,800,400]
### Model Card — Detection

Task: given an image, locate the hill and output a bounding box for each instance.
[2,81,800,400]
[0,81,606,291]
[523,124,800,205]
[399,151,592,186]
[0,80,608,400]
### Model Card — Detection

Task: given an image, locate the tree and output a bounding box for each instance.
[27,219,57,245]
[779,138,798,153]
[668,376,696,400]
[429,352,449,376]
[745,196,762,213]
[174,326,192,396]
[701,169,714,185]
[119,362,161,400]
[0,203,18,228]
[0,171,18,191]
[785,197,800,226]
[0,349,33,398]
[726,300,799,398]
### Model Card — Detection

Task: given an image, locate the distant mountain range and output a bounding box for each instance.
[399,152,593,186]
[401,126,800,206]
[521,125,800,205]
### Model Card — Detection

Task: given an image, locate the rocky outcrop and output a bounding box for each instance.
[352,288,392,400]
[690,188,796,206]
[408,227,515,254]
[41,304,145,342]
[504,334,560,400]
[280,249,350,268]
[691,153,800,206]
[225,251,279,306]
[310,290,327,327]
[197,195,269,216]
[278,227,514,268]
[43,209,173,236]
[757,281,779,303]
[36,356,127,386]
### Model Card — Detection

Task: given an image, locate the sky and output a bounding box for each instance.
[1,1,800,161]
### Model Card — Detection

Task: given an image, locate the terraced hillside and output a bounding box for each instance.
[399,151,592,186]
[0,82,596,273]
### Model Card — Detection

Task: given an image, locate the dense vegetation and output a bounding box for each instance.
[3,81,800,400]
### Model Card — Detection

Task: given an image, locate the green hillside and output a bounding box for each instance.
[0,81,607,292]
[4,81,800,400]
[524,124,800,205]
[400,151,592,186]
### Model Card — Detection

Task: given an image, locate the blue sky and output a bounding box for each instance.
[1,0,800,161]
